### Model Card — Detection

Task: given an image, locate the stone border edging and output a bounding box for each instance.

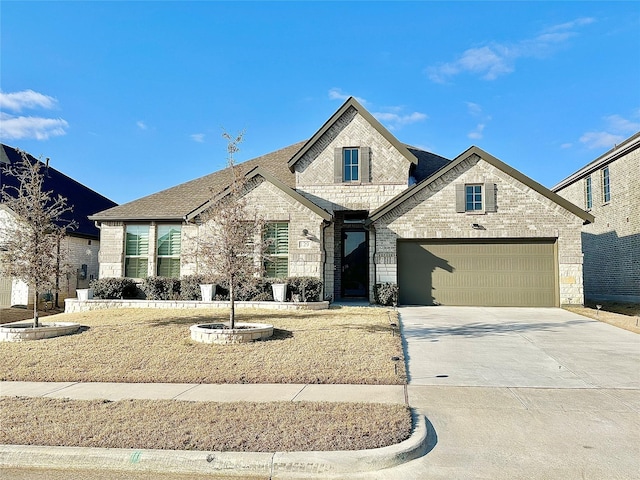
[64,298,330,313]
[0,414,427,478]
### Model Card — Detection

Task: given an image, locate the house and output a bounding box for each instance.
[90,97,593,307]
[0,144,118,307]
[552,132,640,303]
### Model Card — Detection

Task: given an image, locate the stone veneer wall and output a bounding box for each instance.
[372,155,587,305]
[555,145,640,302]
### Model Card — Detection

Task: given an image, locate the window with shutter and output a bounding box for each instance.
[157,225,181,278]
[334,147,369,183]
[455,183,497,213]
[125,225,149,278]
[264,222,289,278]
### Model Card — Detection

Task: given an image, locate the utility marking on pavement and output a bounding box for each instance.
[130,451,142,463]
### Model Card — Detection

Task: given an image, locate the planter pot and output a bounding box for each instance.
[76,288,94,301]
[200,284,215,302]
[271,283,287,302]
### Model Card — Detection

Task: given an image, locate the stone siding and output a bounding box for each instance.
[64,298,330,313]
[555,143,640,302]
[294,107,411,212]
[97,222,125,278]
[372,155,587,305]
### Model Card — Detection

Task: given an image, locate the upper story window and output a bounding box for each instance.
[602,166,611,203]
[334,147,370,183]
[157,225,181,278]
[455,183,496,214]
[465,185,483,211]
[264,222,289,278]
[585,175,592,210]
[343,148,359,182]
[125,225,149,278]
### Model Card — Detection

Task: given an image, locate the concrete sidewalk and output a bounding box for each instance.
[0,381,406,404]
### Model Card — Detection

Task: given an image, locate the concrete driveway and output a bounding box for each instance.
[366,307,640,480]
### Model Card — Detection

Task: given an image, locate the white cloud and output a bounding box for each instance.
[579,131,624,150]
[136,121,148,130]
[328,88,368,106]
[466,102,483,116]
[427,17,595,83]
[190,133,205,143]
[0,89,58,112]
[468,123,486,140]
[373,111,427,131]
[578,112,640,149]
[0,113,69,140]
[560,143,573,149]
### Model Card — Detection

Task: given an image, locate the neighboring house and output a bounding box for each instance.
[0,144,118,307]
[553,132,640,303]
[90,97,593,307]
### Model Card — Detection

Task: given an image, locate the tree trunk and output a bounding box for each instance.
[33,290,39,328]
[229,279,235,329]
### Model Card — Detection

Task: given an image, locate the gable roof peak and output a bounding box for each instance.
[287,97,418,172]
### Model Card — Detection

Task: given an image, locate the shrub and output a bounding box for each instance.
[140,276,181,300]
[90,278,139,299]
[250,291,274,302]
[287,276,323,302]
[180,275,207,300]
[374,283,398,306]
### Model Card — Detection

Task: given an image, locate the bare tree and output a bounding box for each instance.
[194,131,266,328]
[0,152,76,326]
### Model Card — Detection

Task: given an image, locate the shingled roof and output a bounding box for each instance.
[90,141,304,222]
[1,144,118,239]
[90,139,450,222]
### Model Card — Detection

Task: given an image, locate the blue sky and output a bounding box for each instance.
[1,1,639,205]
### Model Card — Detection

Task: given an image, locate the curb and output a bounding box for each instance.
[0,413,427,478]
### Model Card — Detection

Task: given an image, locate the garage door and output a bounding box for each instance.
[397,239,557,307]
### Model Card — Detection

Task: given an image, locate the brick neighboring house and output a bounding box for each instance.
[0,144,118,307]
[90,97,593,306]
[553,132,640,303]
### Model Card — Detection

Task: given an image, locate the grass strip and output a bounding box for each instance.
[0,397,412,452]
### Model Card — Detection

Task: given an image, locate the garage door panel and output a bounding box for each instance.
[398,240,557,307]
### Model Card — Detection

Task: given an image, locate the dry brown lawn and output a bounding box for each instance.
[564,302,640,334]
[0,307,405,384]
[0,397,412,452]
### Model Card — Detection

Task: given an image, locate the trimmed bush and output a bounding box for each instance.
[180,275,207,301]
[287,276,323,302]
[140,276,181,300]
[374,283,398,306]
[90,278,139,299]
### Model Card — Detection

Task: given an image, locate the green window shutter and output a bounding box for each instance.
[484,183,496,212]
[360,147,370,183]
[157,258,180,278]
[334,148,343,183]
[455,184,465,212]
[265,223,288,254]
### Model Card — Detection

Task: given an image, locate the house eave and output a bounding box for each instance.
[367,145,594,225]
[287,97,418,172]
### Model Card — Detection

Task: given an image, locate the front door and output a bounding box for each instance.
[341,229,368,297]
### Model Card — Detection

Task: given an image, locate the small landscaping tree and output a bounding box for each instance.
[0,151,76,327]
[194,131,266,328]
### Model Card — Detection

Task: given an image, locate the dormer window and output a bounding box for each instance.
[334,146,370,183]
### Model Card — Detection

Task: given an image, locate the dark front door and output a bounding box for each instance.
[341,230,368,297]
